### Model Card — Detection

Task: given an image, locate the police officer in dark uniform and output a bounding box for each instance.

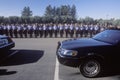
[97,24,101,33]
[14,24,18,38]
[28,24,33,38]
[94,24,99,35]
[84,25,89,37]
[48,23,51,37]
[23,24,28,38]
[53,24,58,38]
[89,24,94,37]
[33,23,39,38]
[7,24,10,37]
[12,24,15,38]
[43,24,48,38]
[18,24,23,38]
[0,24,3,35]
[43,24,45,38]
[64,24,69,38]
[80,24,84,37]
[51,24,54,38]
[2,24,5,35]
[9,24,13,38]
[27,24,31,38]
[20,24,24,38]
[69,23,75,38]
[33,24,37,38]
[38,24,43,38]
[17,24,21,38]
[100,25,106,32]
[48,23,54,38]
[59,24,64,38]
[75,23,80,38]
[35,24,39,38]
[3,24,8,36]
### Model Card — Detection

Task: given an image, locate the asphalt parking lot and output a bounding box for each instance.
[0,38,120,80]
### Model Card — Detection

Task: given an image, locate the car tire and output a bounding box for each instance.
[79,59,101,78]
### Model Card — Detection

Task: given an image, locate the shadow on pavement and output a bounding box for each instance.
[0,69,17,75]
[100,67,120,78]
[0,49,44,66]
[69,72,81,76]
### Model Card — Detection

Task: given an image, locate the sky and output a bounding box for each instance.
[0,0,120,19]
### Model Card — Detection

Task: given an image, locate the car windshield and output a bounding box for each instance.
[92,30,120,44]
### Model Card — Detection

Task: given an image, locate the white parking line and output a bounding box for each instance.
[7,50,19,58]
[54,57,59,80]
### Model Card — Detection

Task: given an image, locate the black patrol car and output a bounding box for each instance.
[56,29,120,78]
[0,35,15,51]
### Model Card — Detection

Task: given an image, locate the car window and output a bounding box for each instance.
[92,30,120,44]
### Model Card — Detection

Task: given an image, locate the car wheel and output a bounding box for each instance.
[80,59,101,78]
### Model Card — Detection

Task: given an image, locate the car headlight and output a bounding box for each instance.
[61,49,78,56]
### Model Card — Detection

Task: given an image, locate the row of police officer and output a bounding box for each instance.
[0,23,106,38]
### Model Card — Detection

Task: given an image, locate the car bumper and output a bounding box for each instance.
[57,52,82,67]
[0,42,15,51]
[56,42,83,67]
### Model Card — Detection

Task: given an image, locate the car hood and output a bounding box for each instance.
[61,38,112,49]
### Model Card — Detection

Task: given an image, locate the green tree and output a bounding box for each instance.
[52,6,56,17]
[3,17,9,24]
[71,5,76,19]
[44,5,53,23]
[61,5,69,16]
[21,6,33,17]
[34,16,42,23]
[113,19,120,26]
[9,16,19,24]
[0,16,4,24]
[45,5,53,17]
[84,16,94,24]
[56,7,61,17]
